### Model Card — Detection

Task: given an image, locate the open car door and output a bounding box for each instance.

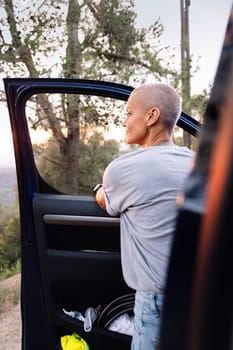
[4,78,199,350]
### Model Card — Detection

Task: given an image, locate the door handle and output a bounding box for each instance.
[43,214,120,227]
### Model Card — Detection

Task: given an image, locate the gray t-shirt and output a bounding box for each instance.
[103,145,194,292]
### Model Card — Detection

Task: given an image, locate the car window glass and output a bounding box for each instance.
[25,92,194,195]
[26,92,135,195]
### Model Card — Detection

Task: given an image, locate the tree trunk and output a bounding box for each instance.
[180,0,192,148]
[4,0,84,193]
[60,0,83,193]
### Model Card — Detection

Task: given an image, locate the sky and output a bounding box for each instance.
[0,0,233,167]
[134,0,232,93]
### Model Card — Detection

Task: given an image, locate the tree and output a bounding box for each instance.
[180,0,191,147]
[180,0,210,148]
[34,131,120,194]
[78,132,120,194]
[0,0,178,192]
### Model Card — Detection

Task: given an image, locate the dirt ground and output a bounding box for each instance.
[0,274,21,350]
[0,302,21,350]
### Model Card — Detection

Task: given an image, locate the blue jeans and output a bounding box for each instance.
[131,291,164,350]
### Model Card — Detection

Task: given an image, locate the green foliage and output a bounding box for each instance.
[34,137,64,192]
[0,0,176,82]
[0,260,21,281]
[0,189,20,274]
[189,88,210,123]
[0,203,10,232]
[0,217,20,271]
[78,132,120,194]
[35,131,120,195]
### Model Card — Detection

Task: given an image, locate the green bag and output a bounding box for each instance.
[61,332,90,350]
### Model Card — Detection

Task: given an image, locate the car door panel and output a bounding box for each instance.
[33,194,133,349]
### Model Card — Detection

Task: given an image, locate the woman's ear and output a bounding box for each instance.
[147,107,160,127]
